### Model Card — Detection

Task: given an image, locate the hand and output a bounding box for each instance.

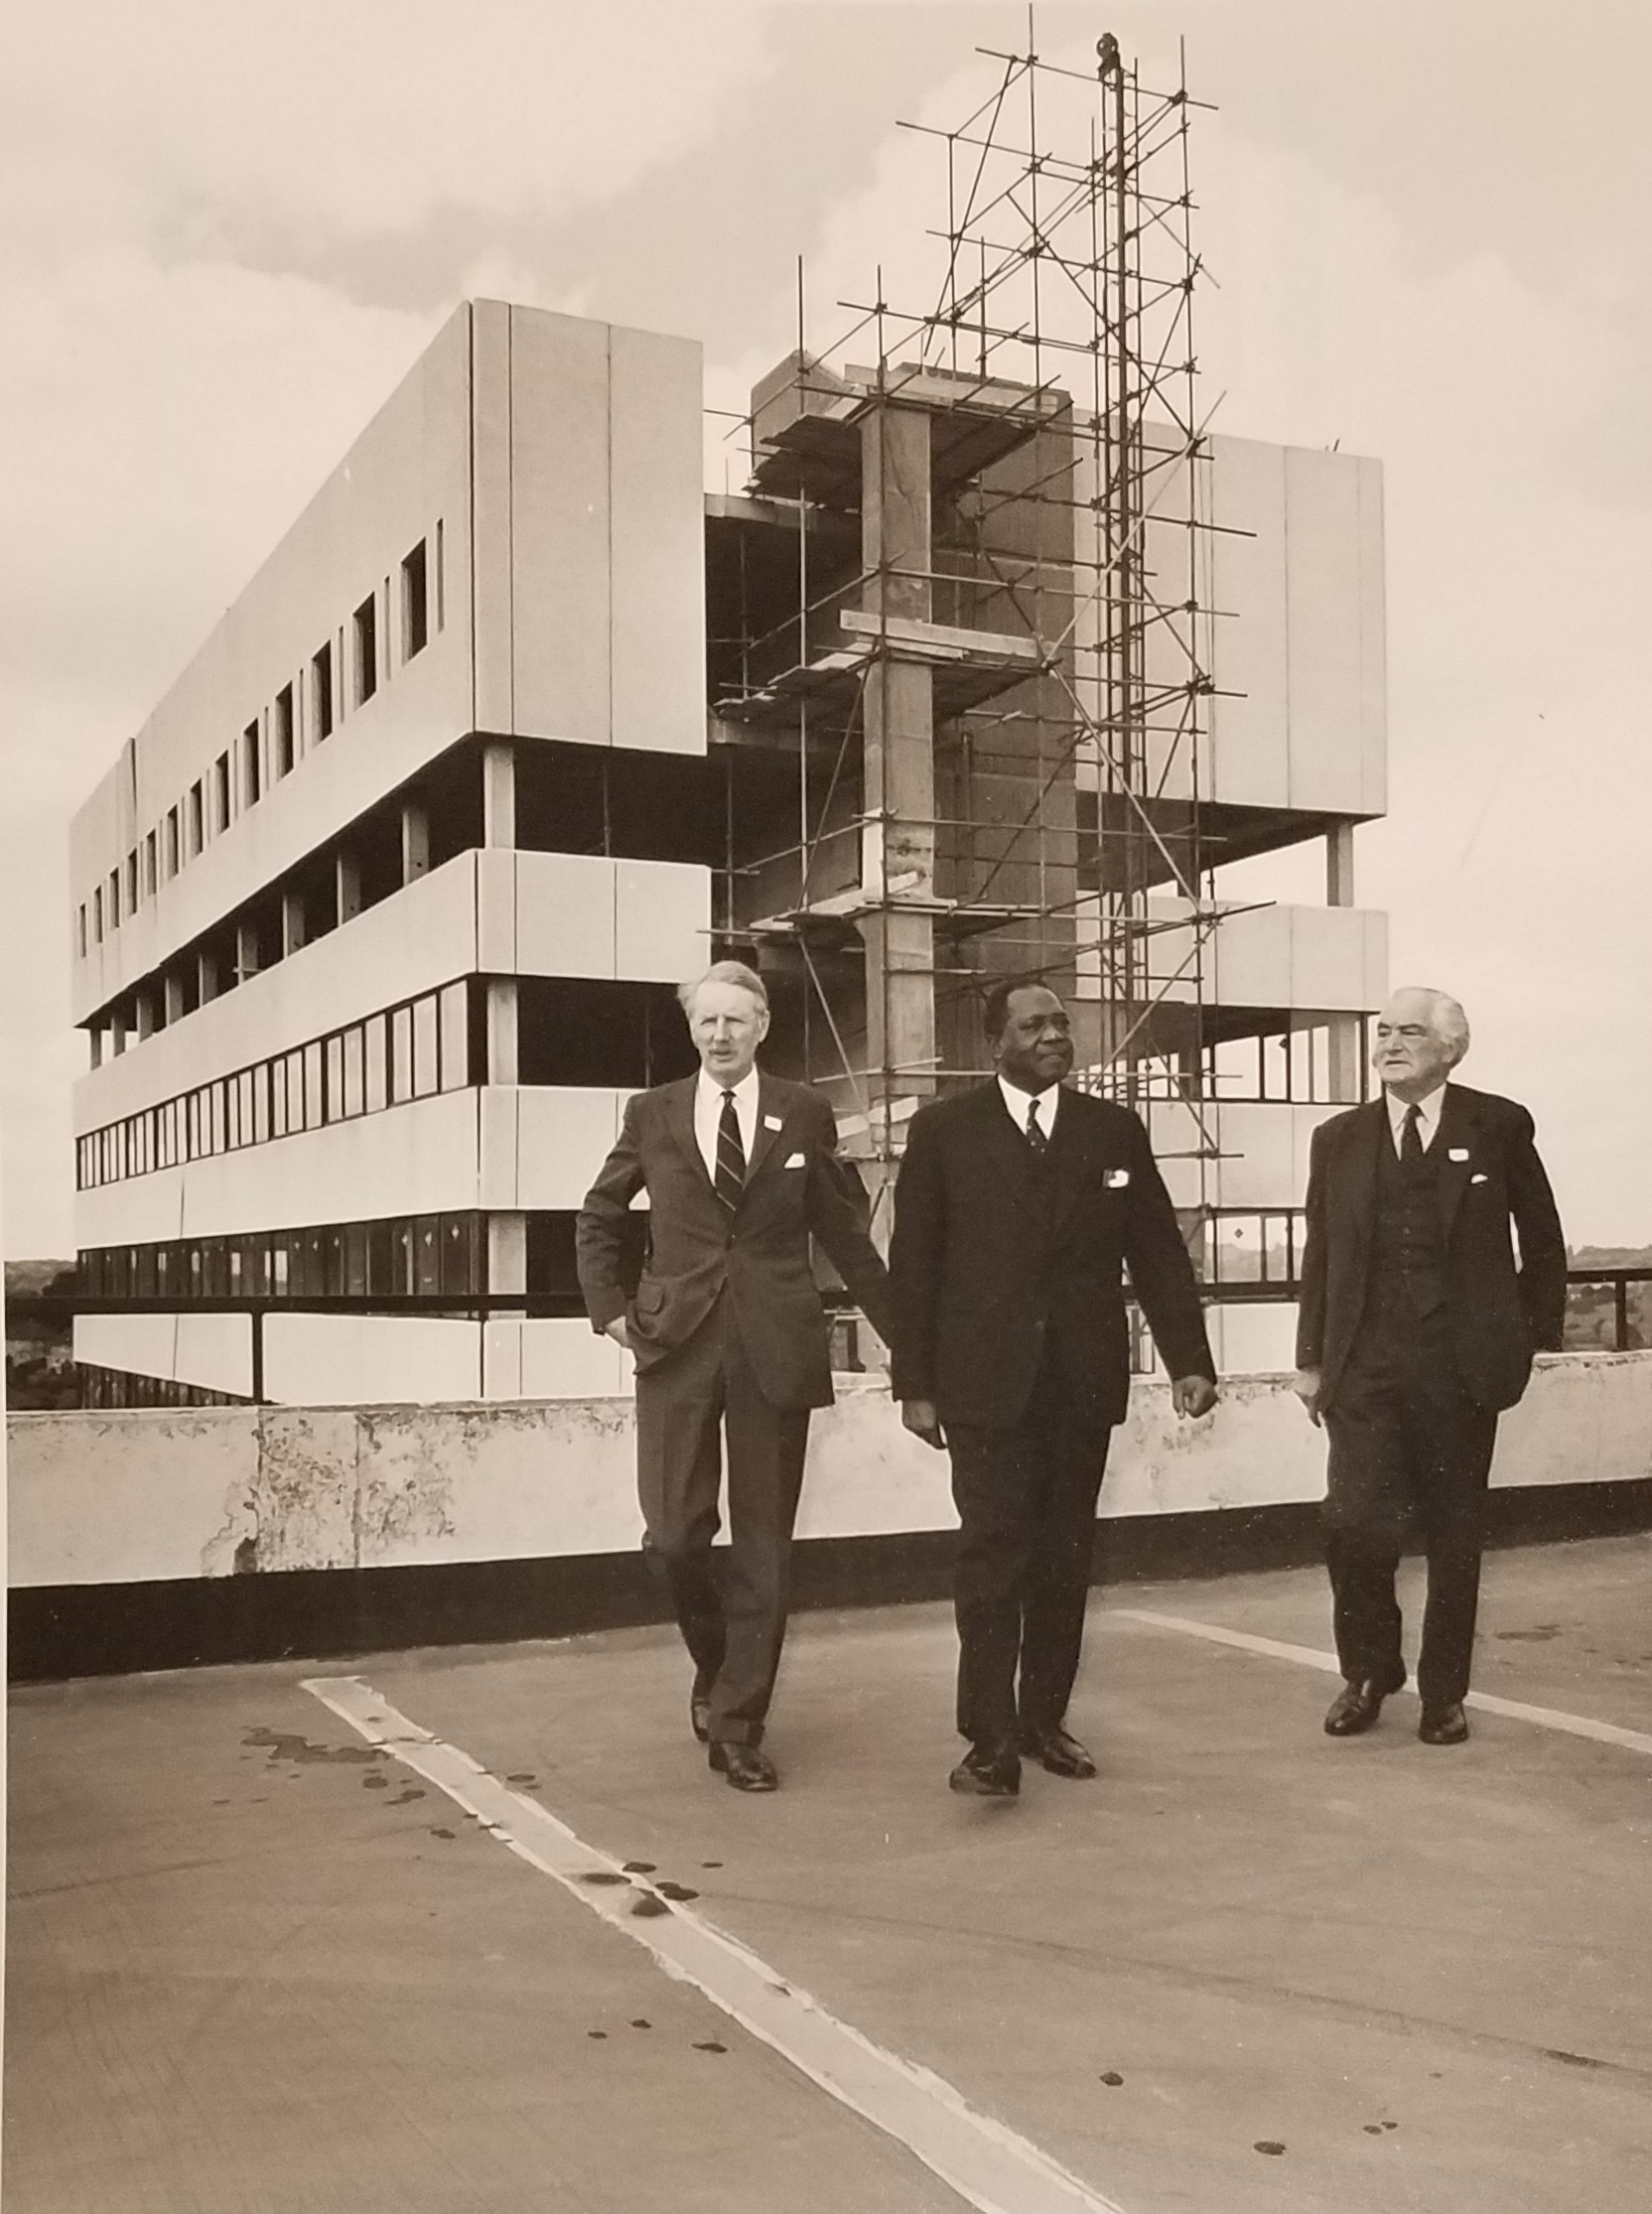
[901,1398,946,1451]
[1171,1374,1217,1420]
[1293,1367,1322,1428]
[603,1315,633,1349]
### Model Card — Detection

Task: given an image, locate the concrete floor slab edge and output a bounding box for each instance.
[302,1674,1138,2214]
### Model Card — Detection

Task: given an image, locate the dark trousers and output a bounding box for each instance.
[1322,1297,1498,1708]
[946,1369,1112,1751]
[632,1293,810,1746]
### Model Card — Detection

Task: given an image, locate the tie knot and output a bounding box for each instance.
[1404,1104,1420,1124]
[723,1089,737,1104]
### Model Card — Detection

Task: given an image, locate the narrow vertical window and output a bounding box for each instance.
[77,905,87,958]
[143,831,157,897]
[274,686,295,777]
[353,596,377,704]
[312,641,334,741]
[107,869,121,927]
[187,783,204,856]
[125,851,139,912]
[165,807,180,878]
[400,540,428,660]
[213,752,231,832]
[242,720,261,805]
[92,888,103,942]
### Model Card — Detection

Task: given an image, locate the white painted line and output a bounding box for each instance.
[1114,1610,1652,1758]
[302,1675,1132,2214]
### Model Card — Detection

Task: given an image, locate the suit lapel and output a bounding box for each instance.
[746,1074,788,1186]
[976,1083,1045,1224]
[664,1076,716,1197]
[1342,1099,1387,1252]
[1044,1087,1087,1238]
[1434,1084,1476,1245]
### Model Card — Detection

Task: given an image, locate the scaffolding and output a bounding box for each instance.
[705,22,1236,1228]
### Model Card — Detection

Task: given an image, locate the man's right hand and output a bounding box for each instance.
[603,1315,633,1349]
[901,1399,946,1451]
[1293,1367,1322,1427]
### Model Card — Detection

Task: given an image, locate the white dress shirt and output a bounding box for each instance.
[998,1072,1061,1143]
[1384,1082,1447,1155]
[695,1064,761,1183]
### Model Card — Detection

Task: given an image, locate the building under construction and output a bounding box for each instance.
[68,33,1384,1406]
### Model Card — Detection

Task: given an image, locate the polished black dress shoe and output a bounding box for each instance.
[1419,1701,1469,1745]
[948,1743,1021,1797]
[709,1740,778,1791]
[1323,1676,1402,1736]
[1019,1724,1097,1779]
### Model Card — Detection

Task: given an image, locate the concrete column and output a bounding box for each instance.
[487,1212,527,1299]
[88,1026,103,1070]
[336,851,362,925]
[482,741,516,848]
[485,979,519,1085]
[401,802,430,885]
[198,950,220,1005]
[134,992,155,1041]
[235,922,260,985]
[858,400,936,1137]
[109,1010,127,1057]
[281,891,307,958]
[163,972,187,1026]
[1326,821,1356,906]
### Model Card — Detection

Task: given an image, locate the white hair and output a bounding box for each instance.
[677,959,769,1017]
[1392,986,1470,1060]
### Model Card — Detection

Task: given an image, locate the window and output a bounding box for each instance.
[274,686,295,778]
[242,720,261,806]
[325,1034,345,1122]
[401,540,428,660]
[312,642,334,741]
[353,595,377,705]
[165,807,180,879]
[439,981,468,1090]
[143,831,158,898]
[390,1004,413,1102]
[213,753,231,832]
[343,1026,364,1118]
[188,783,205,857]
[125,851,139,912]
[412,995,439,1098]
[303,1041,325,1131]
[77,905,87,958]
[107,869,121,928]
[434,517,445,630]
[92,888,103,942]
[364,1012,387,1113]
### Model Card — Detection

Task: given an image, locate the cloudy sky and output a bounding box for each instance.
[3,0,1648,1256]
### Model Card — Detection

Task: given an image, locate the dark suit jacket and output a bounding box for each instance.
[576,1073,892,1412]
[887,1082,1215,1431]
[1295,1083,1567,1416]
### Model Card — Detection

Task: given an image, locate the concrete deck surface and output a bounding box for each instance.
[8,1535,1651,2214]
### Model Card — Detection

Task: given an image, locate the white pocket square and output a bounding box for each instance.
[763,1114,783,1131]
[1448,1147,1470,1162]
[1470,1172,1488,1184]
[785,1151,806,1168]
[1104,1168,1131,1188]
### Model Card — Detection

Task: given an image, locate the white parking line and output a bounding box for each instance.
[1113,1610,1652,1757]
[302,1674,1131,2214]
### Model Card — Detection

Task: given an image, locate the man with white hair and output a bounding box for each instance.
[1295,987,1567,1744]
[577,960,892,1791]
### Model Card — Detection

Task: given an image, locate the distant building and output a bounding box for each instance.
[69,300,1386,1407]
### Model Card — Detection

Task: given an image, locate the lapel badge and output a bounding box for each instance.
[1104,1168,1131,1188]
[1447,1146,1470,1162]
[762,1114,782,1131]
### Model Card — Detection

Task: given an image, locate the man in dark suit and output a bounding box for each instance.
[576,960,892,1792]
[889,980,1218,1798]
[1295,986,1567,1745]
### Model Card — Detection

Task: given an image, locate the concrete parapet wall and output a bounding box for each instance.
[11,1353,1650,1595]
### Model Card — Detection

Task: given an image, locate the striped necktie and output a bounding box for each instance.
[1026,1096,1049,1155]
[715,1088,746,1212]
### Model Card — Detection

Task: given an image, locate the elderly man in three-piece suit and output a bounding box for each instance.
[890,980,1218,1798]
[1295,986,1567,1745]
[576,960,892,1793]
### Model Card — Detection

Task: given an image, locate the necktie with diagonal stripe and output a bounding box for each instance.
[716,1088,746,1211]
[1026,1096,1048,1155]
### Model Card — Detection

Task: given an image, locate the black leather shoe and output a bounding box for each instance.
[689,1667,717,1745]
[1323,1677,1402,1736]
[1019,1724,1097,1779]
[1418,1702,1469,1745]
[709,1740,778,1791]
[948,1743,1021,1797]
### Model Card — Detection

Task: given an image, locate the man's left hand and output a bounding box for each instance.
[1171,1374,1218,1420]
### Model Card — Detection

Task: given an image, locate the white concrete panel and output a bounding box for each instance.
[512,850,619,978]
[475,846,518,973]
[1207,1301,1302,1379]
[612,859,711,981]
[1284,446,1377,814]
[1355,455,1389,814]
[513,1088,626,1209]
[471,299,514,734]
[74,1311,186,1383]
[262,1313,482,1407]
[8,1407,259,1588]
[509,307,613,746]
[74,1089,482,1246]
[1143,899,1384,1015]
[609,324,706,757]
[71,305,477,1023]
[12,1355,1645,1588]
[1206,434,1291,808]
[73,852,482,1130]
[477,1083,521,1210]
[518,1317,635,1402]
